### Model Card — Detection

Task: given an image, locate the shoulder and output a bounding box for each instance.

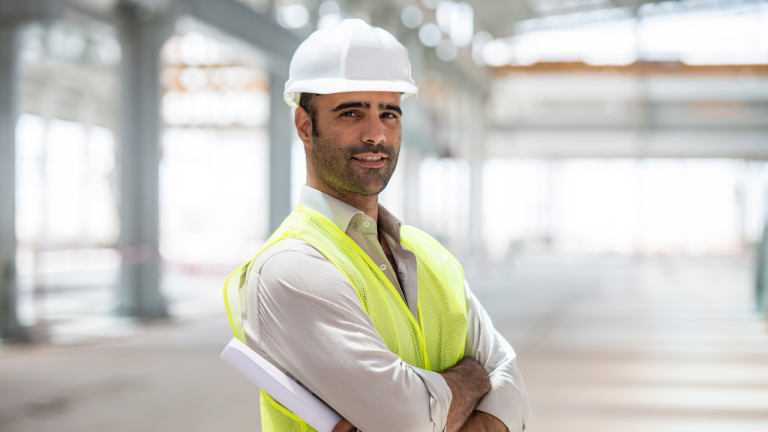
[248,237,358,301]
[251,237,324,274]
[242,238,373,358]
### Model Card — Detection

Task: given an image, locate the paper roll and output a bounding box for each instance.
[220,337,342,432]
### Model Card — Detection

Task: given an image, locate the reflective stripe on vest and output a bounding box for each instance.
[223,206,468,431]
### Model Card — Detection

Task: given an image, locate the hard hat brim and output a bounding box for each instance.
[284,78,418,108]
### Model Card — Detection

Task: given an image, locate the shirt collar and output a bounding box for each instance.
[297,185,403,240]
[377,202,403,244]
[298,185,363,233]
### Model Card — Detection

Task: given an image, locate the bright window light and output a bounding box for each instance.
[511,19,637,66]
[481,158,746,256]
[179,32,231,66]
[638,6,768,65]
[419,158,471,249]
[161,127,269,266]
[16,118,119,247]
[482,39,511,66]
[501,2,768,66]
[47,23,86,62]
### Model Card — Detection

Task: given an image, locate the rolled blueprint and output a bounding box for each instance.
[220,337,343,432]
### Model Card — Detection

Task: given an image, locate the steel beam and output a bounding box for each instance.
[183,0,300,70]
[116,8,171,318]
[268,71,294,233]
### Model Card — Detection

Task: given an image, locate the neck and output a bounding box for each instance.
[307,177,379,222]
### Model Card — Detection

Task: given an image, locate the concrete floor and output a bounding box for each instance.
[1,254,767,431]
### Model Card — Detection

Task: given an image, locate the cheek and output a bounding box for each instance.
[385,123,402,141]
[328,125,360,145]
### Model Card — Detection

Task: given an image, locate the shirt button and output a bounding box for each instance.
[364,221,371,228]
[380,264,386,271]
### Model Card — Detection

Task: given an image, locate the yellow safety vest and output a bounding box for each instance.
[223,205,468,432]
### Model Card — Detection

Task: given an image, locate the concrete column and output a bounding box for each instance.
[117,11,170,318]
[0,23,29,341]
[268,71,293,233]
[468,92,486,255]
[756,222,767,312]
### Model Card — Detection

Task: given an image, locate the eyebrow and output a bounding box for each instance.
[380,103,402,116]
[331,101,371,112]
[330,101,402,116]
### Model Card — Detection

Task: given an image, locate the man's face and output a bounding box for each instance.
[305,91,402,197]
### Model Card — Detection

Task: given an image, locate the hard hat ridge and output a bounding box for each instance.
[284,19,418,108]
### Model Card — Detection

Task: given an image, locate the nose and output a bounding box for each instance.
[361,115,386,145]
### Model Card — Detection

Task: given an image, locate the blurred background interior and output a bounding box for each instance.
[1,0,768,431]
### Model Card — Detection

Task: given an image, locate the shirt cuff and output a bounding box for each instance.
[475,374,528,432]
[411,368,453,432]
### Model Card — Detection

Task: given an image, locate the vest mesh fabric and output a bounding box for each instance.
[260,390,318,432]
[401,226,468,371]
[223,206,468,432]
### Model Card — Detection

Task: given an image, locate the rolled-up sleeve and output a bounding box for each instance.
[464,279,531,432]
[241,239,452,432]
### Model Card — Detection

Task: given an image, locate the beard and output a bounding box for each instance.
[310,129,400,197]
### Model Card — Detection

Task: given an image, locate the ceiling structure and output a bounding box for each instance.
[63,0,662,37]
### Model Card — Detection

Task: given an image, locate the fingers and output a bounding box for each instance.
[332,418,357,432]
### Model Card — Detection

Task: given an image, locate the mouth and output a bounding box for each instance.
[351,154,387,168]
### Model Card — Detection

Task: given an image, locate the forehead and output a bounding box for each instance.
[317,91,401,108]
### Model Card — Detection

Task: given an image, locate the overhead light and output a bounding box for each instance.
[319,1,341,16]
[401,6,424,29]
[435,1,473,47]
[277,4,310,29]
[318,13,342,29]
[436,1,454,33]
[318,1,342,29]
[472,31,492,65]
[419,23,442,47]
[450,2,473,47]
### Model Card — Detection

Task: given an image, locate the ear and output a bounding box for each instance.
[295,107,313,147]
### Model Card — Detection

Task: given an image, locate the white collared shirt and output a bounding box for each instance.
[241,186,531,432]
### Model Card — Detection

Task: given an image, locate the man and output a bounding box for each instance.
[223,19,530,432]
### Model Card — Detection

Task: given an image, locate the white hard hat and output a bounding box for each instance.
[283,19,418,108]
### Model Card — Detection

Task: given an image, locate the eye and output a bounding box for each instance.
[340,111,358,117]
[382,112,398,119]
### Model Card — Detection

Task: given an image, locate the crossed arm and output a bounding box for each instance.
[333,358,507,432]
[247,244,528,432]
[440,358,508,432]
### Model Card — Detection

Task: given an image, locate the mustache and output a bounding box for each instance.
[348,143,393,157]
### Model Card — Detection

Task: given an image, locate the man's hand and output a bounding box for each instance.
[332,418,356,432]
[458,411,508,432]
[440,358,491,432]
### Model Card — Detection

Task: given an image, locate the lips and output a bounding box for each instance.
[352,154,387,168]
